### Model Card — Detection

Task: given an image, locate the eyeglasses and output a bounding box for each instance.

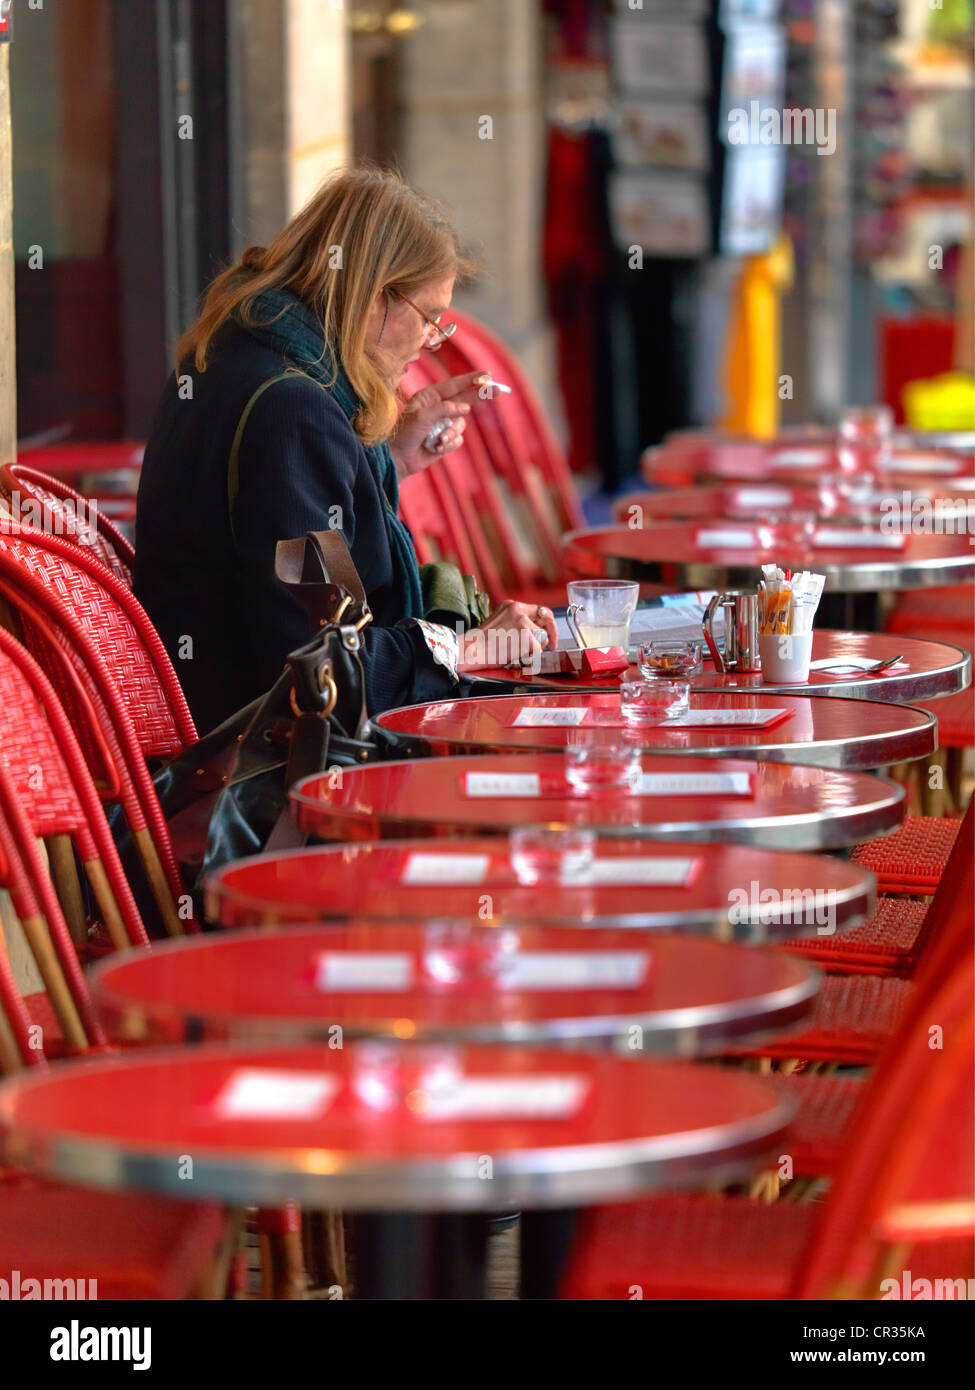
[388,288,457,351]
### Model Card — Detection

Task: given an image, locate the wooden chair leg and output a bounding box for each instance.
[946,747,966,812]
[19,913,88,1049]
[257,1204,307,1300]
[749,1171,781,1203]
[0,1005,22,1074]
[84,857,133,951]
[302,1210,348,1295]
[45,835,88,949]
[132,828,186,938]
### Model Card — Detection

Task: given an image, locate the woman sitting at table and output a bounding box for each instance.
[135,164,557,735]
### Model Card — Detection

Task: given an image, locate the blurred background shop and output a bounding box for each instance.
[3,0,972,494]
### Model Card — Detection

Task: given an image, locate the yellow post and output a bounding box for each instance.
[720,234,795,440]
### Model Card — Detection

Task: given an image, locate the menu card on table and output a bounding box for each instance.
[401,852,491,885]
[504,951,649,989]
[511,707,588,728]
[695,527,756,549]
[420,1075,590,1121]
[464,771,542,798]
[769,449,829,468]
[665,708,794,730]
[214,1069,340,1120]
[886,454,957,475]
[556,704,794,732]
[733,486,793,508]
[585,856,700,886]
[463,770,754,798]
[634,771,754,796]
[813,528,907,550]
[315,953,415,992]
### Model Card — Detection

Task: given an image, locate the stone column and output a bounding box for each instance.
[229,0,349,253]
[396,0,556,409]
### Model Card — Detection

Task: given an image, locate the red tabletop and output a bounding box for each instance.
[563,522,975,593]
[467,630,971,703]
[376,691,935,769]
[617,482,975,527]
[0,1042,796,1209]
[90,925,820,1054]
[641,442,973,489]
[289,753,905,851]
[17,441,144,486]
[205,836,876,940]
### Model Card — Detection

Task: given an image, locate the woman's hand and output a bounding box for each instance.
[459,600,560,669]
[390,370,494,480]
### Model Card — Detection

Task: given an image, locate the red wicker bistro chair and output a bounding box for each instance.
[0,462,135,586]
[0,627,149,954]
[780,896,930,978]
[0,861,232,1299]
[560,953,974,1300]
[444,309,586,536]
[849,813,964,894]
[403,354,542,605]
[435,319,586,603]
[0,1186,233,1300]
[0,770,107,1054]
[0,521,195,751]
[783,799,973,978]
[0,550,194,936]
[725,807,973,1067]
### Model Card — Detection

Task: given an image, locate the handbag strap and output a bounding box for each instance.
[225,371,372,627]
[275,530,371,628]
[227,370,306,540]
[275,529,367,606]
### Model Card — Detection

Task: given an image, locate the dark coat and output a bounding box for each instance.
[134,323,456,734]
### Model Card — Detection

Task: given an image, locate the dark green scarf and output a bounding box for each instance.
[235,287,425,620]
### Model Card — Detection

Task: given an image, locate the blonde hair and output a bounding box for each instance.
[176,164,476,445]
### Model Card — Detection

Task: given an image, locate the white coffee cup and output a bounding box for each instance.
[759,632,813,684]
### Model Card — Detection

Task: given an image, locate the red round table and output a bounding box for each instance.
[289,753,905,851]
[376,691,935,770]
[90,925,821,1054]
[467,630,971,703]
[641,442,973,489]
[616,482,975,527]
[205,837,876,941]
[18,439,143,476]
[562,522,975,594]
[0,1041,795,1297]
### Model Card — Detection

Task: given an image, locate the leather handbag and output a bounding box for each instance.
[120,531,413,928]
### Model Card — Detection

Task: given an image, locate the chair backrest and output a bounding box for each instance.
[0,548,191,936]
[908,799,974,984]
[405,353,533,600]
[0,521,195,756]
[447,308,585,533]
[793,950,974,1298]
[437,335,567,583]
[0,627,149,949]
[0,462,135,584]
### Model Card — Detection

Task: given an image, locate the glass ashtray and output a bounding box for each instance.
[638,639,703,680]
[621,679,689,724]
[565,740,642,795]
